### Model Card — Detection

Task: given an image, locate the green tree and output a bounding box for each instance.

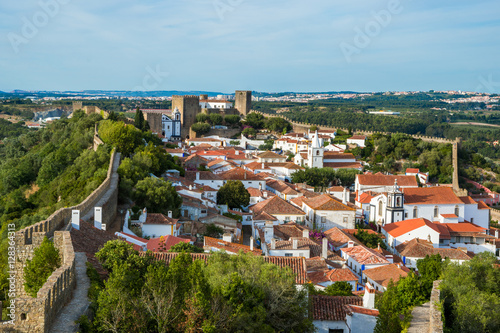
[265,117,292,133]
[416,254,443,298]
[217,180,250,209]
[203,224,224,239]
[242,127,257,138]
[224,115,241,126]
[196,113,208,123]
[209,113,223,125]
[191,122,211,135]
[323,281,353,296]
[354,229,386,249]
[24,237,61,297]
[244,112,265,129]
[134,107,144,130]
[168,242,204,253]
[134,177,182,217]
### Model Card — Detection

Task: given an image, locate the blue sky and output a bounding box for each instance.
[1,0,499,93]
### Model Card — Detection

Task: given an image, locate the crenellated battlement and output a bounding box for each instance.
[5,149,120,333]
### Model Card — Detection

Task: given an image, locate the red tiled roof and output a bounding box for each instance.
[441,214,458,218]
[311,295,362,321]
[323,162,363,169]
[323,227,362,248]
[326,268,359,282]
[119,232,148,244]
[218,167,264,181]
[328,186,345,192]
[403,187,463,205]
[302,194,356,211]
[458,196,476,204]
[323,152,356,160]
[341,245,389,265]
[147,235,190,252]
[383,218,440,238]
[250,196,306,216]
[274,222,308,240]
[143,252,307,284]
[363,263,408,288]
[257,151,286,159]
[345,305,379,317]
[144,213,179,225]
[204,236,262,255]
[477,201,491,210]
[406,168,420,174]
[395,238,473,260]
[270,237,343,262]
[348,135,366,140]
[357,192,374,204]
[185,171,222,181]
[357,173,418,187]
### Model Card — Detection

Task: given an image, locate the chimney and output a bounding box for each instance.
[265,221,274,240]
[271,238,276,250]
[322,237,328,259]
[250,236,254,251]
[196,172,200,181]
[244,171,247,180]
[302,229,309,239]
[259,183,262,191]
[189,185,193,190]
[235,150,239,155]
[363,282,376,309]
[386,255,393,263]
[71,210,80,230]
[342,187,347,205]
[263,190,268,198]
[292,238,298,249]
[94,207,102,230]
[223,233,232,243]
[262,162,265,169]
[168,211,173,218]
[348,241,354,248]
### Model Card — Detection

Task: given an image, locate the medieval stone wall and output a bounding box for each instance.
[429,280,444,333]
[234,90,252,116]
[5,149,120,332]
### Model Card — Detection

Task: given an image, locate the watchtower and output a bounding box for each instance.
[72,101,83,112]
[172,95,201,138]
[234,90,252,116]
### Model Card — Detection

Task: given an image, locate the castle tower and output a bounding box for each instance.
[172,95,201,139]
[72,101,83,112]
[308,130,323,168]
[234,90,252,116]
[386,180,405,224]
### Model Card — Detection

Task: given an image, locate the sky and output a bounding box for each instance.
[1,0,500,93]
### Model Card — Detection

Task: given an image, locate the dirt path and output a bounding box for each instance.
[452,122,500,128]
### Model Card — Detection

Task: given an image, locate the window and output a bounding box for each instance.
[201,210,207,214]
[396,196,401,207]
[378,201,383,216]
[321,216,326,223]
[434,206,439,218]
[296,217,302,222]
[413,206,417,218]
[405,212,408,218]
[285,253,292,257]
[471,218,474,223]
[329,329,343,333]
[285,216,290,222]
[455,205,459,216]
[343,216,348,223]
[316,150,319,155]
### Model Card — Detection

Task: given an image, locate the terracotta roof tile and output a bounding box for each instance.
[218,167,264,181]
[323,152,356,160]
[403,187,463,205]
[323,227,362,248]
[363,264,408,288]
[395,238,473,260]
[406,168,420,174]
[204,236,262,255]
[142,252,307,284]
[302,194,356,211]
[270,237,344,262]
[185,170,222,181]
[311,295,362,321]
[341,245,390,265]
[357,173,418,187]
[144,213,179,225]
[345,305,379,317]
[250,196,306,216]
[257,151,286,159]
[326,268,359,282]
[146,235,190,252]
[383,218,440,238]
